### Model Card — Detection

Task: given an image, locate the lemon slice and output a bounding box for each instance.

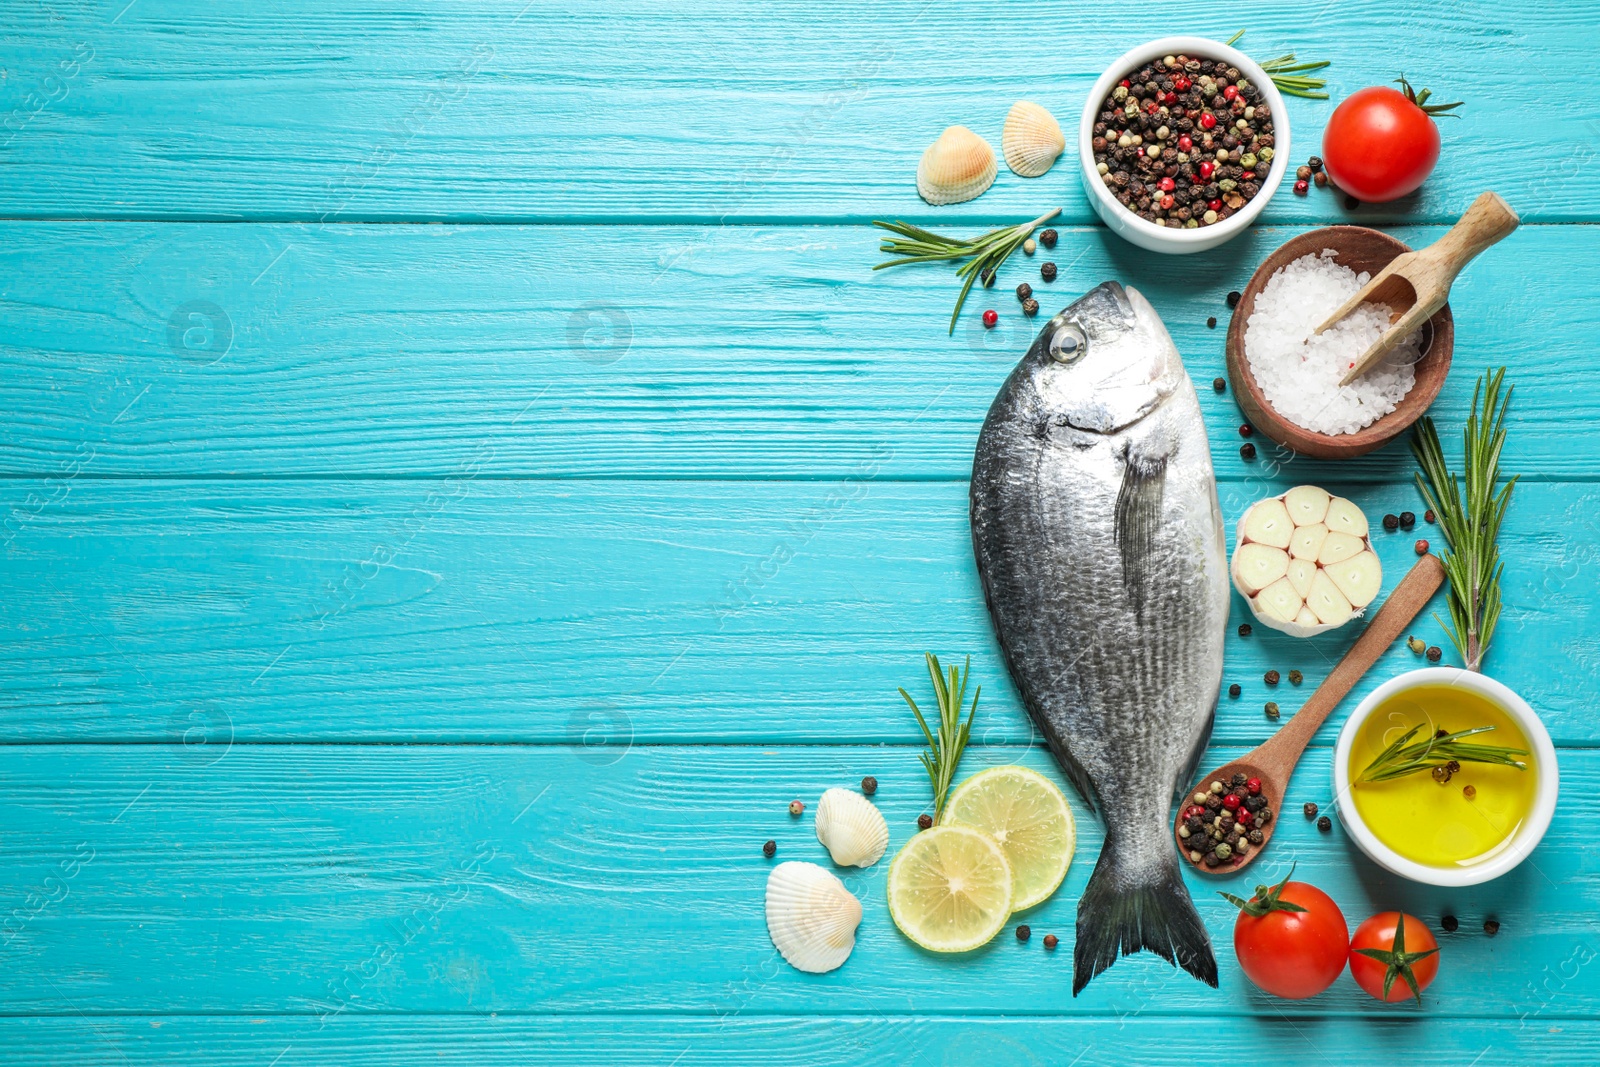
[943,765,1075,912]
[886,825,1013,953]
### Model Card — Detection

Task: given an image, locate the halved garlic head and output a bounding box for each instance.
[1231,487,1383,637]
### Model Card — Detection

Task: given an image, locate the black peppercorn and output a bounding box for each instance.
[1247,829,1264,845]
[1206,316,1217,328]
[1383,513,1400,530]
[1304,802,1318,818]
[1213,377,1227,393]
[1226,291,1241,308]
[1240,442,1256,460]
[1244,794,1265,812]
[1016,282,1033,301]
[1238,623,1252,637]
[1205,794,1222,810]
[861,776,877,795]
[1399,511,1416,529]
[1484,919,1500,936]
[1288,670,1303,685]
[1022,297,1040,317]
[1040,262,1057,282]
[1307,155,1323,171]
[1232,772,1248,788]
[1441,915,1459,933]
[1316,815,1331,832]
[979,267,994,286]
[763,839,776,857]
[1039,228,1058,249]
[917,813,933,830]
[1426,646,1443,662]
[1228,683,1242,698]
[1264,670,1280,685]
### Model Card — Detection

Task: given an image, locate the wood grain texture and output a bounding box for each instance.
[1,1016,1597,1066]
[0,743,1593,1016]
[3,480,1596,744]
[0,1,1592,224]
[0,222,1586,479]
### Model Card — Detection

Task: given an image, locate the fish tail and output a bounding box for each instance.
[1071,841,1217,996]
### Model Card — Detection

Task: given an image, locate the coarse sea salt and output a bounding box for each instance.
[1244,250,1421,436]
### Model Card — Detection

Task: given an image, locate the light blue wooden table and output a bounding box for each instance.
[3,1,1598,1062]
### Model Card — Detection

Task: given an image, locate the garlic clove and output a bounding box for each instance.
[1283,485,1332,527]
[1317,530,1365,566]
[1241,497,1294,549]
[1289,522,1329,561]
[1294,606,1320,626]
[1285,557,1318,599]
[1324,549,1382,608]
[1324,496,1369,538]
[1306,569,1354,626]
[1255,577,1303,623]
[1231,543,1290,597]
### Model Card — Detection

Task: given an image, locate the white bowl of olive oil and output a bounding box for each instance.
[1334,667,1559,887]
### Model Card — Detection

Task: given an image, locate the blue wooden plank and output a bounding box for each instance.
[0,1,1590,224]
[1,480,1593,744]
[0,222,1585,479]
[0,743,1592,1016]
[0,1015,1595,1066]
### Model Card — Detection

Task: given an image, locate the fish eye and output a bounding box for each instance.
[1048,322,1088,364]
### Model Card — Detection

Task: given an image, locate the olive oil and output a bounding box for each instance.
[1348,685,1538,868]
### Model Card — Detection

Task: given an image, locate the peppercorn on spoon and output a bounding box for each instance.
[1321,191,1518,386]
[1175,553,1445,875]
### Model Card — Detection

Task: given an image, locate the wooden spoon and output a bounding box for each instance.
[1176,553,1446,875]
[1318,191,1519,386]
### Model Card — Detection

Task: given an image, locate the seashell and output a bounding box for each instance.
[1001,101,1064,178]
[916,125,997,205]
[814,787,890,867]
[765,861,862,973]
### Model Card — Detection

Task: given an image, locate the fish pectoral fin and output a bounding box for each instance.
[1114,451,1167,602]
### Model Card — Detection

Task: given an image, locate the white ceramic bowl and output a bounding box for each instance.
[1078,36,1291,254]
[1333,667,1559,887]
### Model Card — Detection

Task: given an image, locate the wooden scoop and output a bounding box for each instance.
[1320,191,1519,386]
[1176,553,1446,875]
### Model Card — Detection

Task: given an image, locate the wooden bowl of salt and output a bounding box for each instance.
[1225,226,1453,460]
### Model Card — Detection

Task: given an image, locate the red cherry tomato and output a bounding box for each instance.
[1349,912,1440,1003]
[1229,873,1349,999]
[1321,79,1461,202]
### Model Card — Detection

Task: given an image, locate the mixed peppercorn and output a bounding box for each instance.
[1092,55,1276,228]
[1180,772,1274,868]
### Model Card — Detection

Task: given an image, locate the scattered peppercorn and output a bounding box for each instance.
[1238,623,1252,637]
[1463,784,1477,799]
[861,776,878,796]
[1207,316,1218,329]
[1441,915,1459,933]
[979,267,994,287]
[1040,262,1057,282]
[1016,282,1033,301]
[1022,298,1040,317]
[1296,165,1312,181]
[1043,933,1059,950]
[1415,539,1429,555]
[763,839,776,857]
[1313,171,1328,188]
[1317,815,1331,832]
[1226,291,1242,309]
[1484,919,1500,937]
[1213,377,1227,393]
[1427,645,1442,662]
[1344,194,1359,210]
[1240,442,1256,460]
[1407,636,1426,654]
[1016,924,1031,942]
[1424,509,1436,524]
[1239,423,1253,438]
[917,813,933,830]
[1308,156,1323,172]
[1023,238,1037,256]
[1293,179,1308,195]
[1264,670,1280,685]
[982,309,998,328]
[1288,670,1303,685]
[1399,511,1416,530]
[1229,683,1241,697]
[1304,802,1318,818]
[1039,228,1058,249]
[789,800,804,817]
[1383,513,1400,530]
[1265,701,1280,719]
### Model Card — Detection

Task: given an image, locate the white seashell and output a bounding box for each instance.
[1001,101,1064,178]
[814,787,890,868]
[765,861,862,973]
[916,125,997,205]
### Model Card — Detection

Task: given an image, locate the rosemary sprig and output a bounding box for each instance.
[873,209,1060,334]
[1227,30,1331,98]
[899,653,979,823]
[1411,368,1517,671]
[1356,722,1528,784]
